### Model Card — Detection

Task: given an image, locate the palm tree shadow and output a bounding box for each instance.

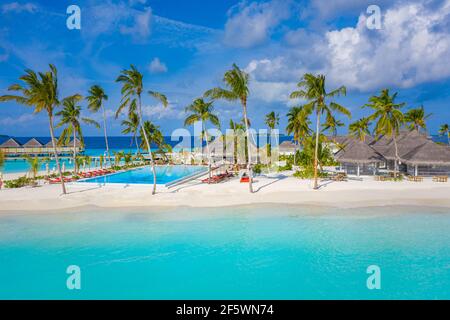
[255,175,288,192]
[67,185,102,194]
[316,179,336,190]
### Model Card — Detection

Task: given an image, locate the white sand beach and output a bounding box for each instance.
[2,172,450,212]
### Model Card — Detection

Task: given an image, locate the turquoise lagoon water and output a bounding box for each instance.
[0,205,449,299]
[80,165,207,185]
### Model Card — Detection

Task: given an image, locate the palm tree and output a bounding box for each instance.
[404,106,431,133]
[229,119,245,165]
[349,117,371,142]
[439,124,450,145]
[0,149,4,171]
[286,106,312,146]
[24,155,41,179]
[56,95,100,174]
[116,65,168,195]
[205,64,254,193]
[322,113,344,137]
[286,106,312,165]
[289,74,350,189]
[184,98,220,181]
[121,111,140,154]
[265,111,279,158]
[0,64,68,194]
[86,85,111,167]
[365,89,405,176]
[140,120,170,160]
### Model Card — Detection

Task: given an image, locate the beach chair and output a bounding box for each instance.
[433,176,448,182]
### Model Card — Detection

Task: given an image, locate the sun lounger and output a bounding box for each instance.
[432,176,448,182]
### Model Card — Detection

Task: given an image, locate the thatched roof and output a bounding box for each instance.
[379,130,429,160]
[0,138,21,148]
[278,140,297,153]
[335,138,385,164]
[22,138,44,148]
[203,136,234,157]
[401,140,450,166]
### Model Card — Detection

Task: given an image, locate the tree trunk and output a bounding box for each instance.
[49,115,66,194]
[313,111,321,190]
[102,103,111,168]
[393,135,399,177]
[203,124,212,182]
[242,99,253,193]
[135,134,140,155]
[137,94,157,195]
[447,132,449,146]
[73,128,77,174]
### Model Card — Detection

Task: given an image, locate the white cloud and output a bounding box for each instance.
[324,1,450,90]
[0,113,35,126]
[1,2,37,14]
[142,102,183,120]
[148,57,168,74]
[83,1,152,42]
[120,7,152,40]
[224,0,291,48]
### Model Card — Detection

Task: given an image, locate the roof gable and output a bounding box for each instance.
[0,138,22,148]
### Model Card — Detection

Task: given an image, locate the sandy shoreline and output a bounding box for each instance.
[1,172,450,213]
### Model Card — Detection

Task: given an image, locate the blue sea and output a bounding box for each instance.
[0,205,449,299]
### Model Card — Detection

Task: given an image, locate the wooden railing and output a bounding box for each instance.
[0,147,82,155]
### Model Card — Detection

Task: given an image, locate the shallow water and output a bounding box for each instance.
[0,205,449,299]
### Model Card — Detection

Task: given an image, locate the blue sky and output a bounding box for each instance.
[1,0,450,137]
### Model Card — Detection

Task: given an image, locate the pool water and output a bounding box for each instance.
[0,205,449,299]
[80,165,207,185]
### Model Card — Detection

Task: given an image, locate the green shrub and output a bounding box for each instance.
[293,166,328,179]
[4,176,34,188]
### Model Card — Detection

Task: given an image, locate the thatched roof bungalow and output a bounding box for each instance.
[278,140,297,155]
[334,138,385,176]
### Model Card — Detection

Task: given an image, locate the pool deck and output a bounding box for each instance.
[2,172,450,212]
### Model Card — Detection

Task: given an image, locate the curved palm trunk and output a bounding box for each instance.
[49,115,66,194]
[73,128,77,174]
[137,94,157,195]
[447,132,450,146]
[313,110,321,190]
[203,124,212,182]
[242,99,253,193]
[101,103,111,168]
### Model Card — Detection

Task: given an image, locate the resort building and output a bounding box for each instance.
[0,137,83,157]
[334,138,385,176]
[332,131,450,177]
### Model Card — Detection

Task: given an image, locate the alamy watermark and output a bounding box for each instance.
[66,5,81,30]
[366,265,381,290]
[66,265,81,290]
[366,5,382,30]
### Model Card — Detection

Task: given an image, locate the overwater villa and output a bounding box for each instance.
[332,131,450,176]
[0,137,83,157]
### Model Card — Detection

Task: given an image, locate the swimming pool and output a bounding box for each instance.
[0,205,449,299]
[80,165,207,185]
